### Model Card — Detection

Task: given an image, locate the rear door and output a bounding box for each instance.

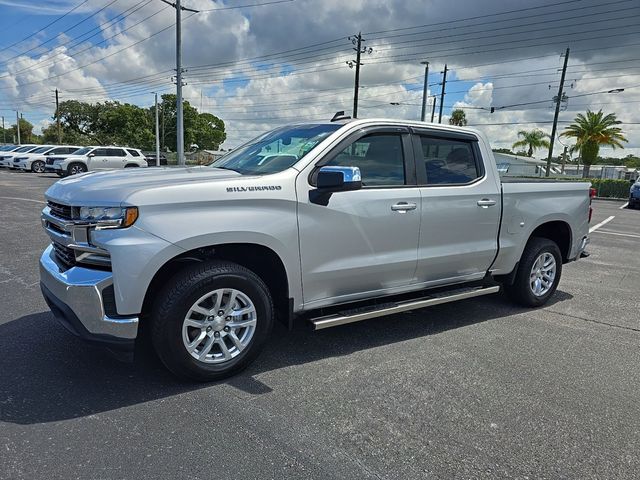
[297,126,422,307]
[412,129,501,285]
[105,148,127,168]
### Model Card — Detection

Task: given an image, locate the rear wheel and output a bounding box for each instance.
[67,163,87,175]
[31,160,45,173]
[503,237,562,307]
[151,260,274,382]
[124,164,139,168]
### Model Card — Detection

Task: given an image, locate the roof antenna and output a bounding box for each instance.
[331,111,351,122]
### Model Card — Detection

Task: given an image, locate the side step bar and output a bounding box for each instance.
[310,285,500,330]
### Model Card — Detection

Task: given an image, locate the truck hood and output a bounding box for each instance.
[45,166,243,205]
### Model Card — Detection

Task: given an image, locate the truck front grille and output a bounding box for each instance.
[47,201,72,221]
[51,241,76,270]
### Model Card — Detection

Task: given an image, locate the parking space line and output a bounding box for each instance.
[592,230,640,239]
[0,196,45,204]
[589,215,615,233]
[620,202,629,209]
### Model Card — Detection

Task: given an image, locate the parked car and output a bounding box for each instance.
[39,118,592,381]
[15,145,82,173]
[143,151,168,166]
[0,145,39,168]
[44,146,147,176]
[629,178,640,209]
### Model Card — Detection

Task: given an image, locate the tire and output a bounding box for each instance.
[67,162,87,175]
[503,237,562,307]
[31,160,45,173]
[124,164,139,168]
[151,260,274,382]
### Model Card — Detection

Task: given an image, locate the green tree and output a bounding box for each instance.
[512,129,550,157]
[11,118,35,143]
[448,109,467,126]
[157,94,225,151]
[561,110,627,178]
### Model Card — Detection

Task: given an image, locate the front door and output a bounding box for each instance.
[412,130,501,285]
[105,148,127,168]
[297,128,421,308]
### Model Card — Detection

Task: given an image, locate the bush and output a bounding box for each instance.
[586,178,632,199]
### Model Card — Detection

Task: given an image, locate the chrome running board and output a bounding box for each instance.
[310,285,500,330]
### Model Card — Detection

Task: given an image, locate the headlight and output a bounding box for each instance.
[78,206,138,229]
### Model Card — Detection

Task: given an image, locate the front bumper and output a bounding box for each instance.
[44,163,63,173]
[39,245,138,351]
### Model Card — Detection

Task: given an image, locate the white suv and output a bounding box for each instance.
[0,145,39,168]
[45,146,148,176]
[15,145,82,173]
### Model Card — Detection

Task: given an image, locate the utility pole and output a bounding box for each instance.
[16,111,20,145]
[55,88,62,144]
[430,95,437,122]
[438,64,448,124]
[561,145,568,173]
[347,32,372,118]
[545,47,570,177]
[1,116,5,144]
[161,0,198,165]
[153,92,160,167]
[420,61,429,122]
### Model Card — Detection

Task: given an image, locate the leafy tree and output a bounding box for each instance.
[512,129,550,157]
[11,118,35,143]
[158,94,225,151]
[561,110,627,177]
[448,109,467,126]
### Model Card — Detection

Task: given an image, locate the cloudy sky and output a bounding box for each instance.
[0,0,638,158]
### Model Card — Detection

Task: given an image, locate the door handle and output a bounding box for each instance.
[477,198,497,208]
[391,202,417,212]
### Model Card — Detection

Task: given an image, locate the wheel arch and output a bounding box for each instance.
[528,220,572,263]
[142,242,293,328]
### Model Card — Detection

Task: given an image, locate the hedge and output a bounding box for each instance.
[573,178,631,199]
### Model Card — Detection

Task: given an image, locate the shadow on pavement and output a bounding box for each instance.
[0,290,572,425]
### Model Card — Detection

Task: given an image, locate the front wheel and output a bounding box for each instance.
[31,160,45,173]
[151,260,274,382]
[67,163,87,175]
[503,237,562,307]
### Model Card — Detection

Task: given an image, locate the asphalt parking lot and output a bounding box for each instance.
[1,169,639,479]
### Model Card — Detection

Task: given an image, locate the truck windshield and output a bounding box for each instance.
[210,123,341,175]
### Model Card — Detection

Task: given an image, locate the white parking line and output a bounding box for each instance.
[620,202,629,209]
[592,230,640,239]
[0,196,45,204]
[589,215,615,233]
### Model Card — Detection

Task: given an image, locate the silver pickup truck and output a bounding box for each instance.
[39,118,592,381]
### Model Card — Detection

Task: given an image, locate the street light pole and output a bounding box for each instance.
[153,92,160,167]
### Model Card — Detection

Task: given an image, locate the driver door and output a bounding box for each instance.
[296,127,421,308]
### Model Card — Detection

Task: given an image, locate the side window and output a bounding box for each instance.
[92,148,107,156]
[108,148,126,156]
[419,136,480,185]
[126,149,140,157]
[324,134,405,186]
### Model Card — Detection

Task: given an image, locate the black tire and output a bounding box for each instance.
[151,260,274,382]
[67,162,87,175]
[124,164,139,168]
[31,160,45,173]
[503,237,562,307]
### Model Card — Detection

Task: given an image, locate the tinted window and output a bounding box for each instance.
[419,137,479,185]
[126,149,140,157]
[31,146,51,154]
[108,148,126,156]
[73,147,93,155]
[325,134,405,186]
[92,148,108,156]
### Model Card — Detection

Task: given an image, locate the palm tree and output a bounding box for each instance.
[449,109,467,126]
[560,110,627,177]
[512,129,550,157]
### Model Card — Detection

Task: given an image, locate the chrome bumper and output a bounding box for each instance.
[39,245,139,345]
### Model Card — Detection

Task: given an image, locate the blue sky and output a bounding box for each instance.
[0,0,637,156]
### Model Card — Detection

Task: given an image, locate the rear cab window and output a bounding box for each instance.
[126,149,140,157]
[414,132,483,186]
